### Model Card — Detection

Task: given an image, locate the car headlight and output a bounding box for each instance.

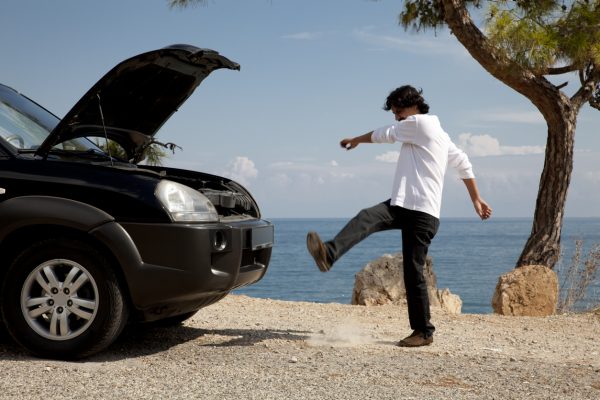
[155,180,219,222]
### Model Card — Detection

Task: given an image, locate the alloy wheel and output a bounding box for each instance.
[20,259,99,341]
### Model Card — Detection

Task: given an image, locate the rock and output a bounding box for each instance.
[491,265,559,316]
[436,288,462,315]
[351,253,462,314]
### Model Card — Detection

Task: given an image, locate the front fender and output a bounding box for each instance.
[0,195,114,241]
[0,195,147,309]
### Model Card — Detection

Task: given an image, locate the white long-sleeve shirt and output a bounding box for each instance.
[371,114,474,219]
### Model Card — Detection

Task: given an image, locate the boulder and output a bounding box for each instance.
[491,265,559,316]
[351,253,462,314]
[436,288,463,315]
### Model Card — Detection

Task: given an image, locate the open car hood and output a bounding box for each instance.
[35,44,239,161]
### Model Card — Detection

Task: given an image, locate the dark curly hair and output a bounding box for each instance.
[383,85,429,114]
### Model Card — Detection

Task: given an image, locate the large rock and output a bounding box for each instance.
[491,265,559,316]
[351,253,462,314]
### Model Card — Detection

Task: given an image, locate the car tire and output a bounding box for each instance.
[0,237,128,359]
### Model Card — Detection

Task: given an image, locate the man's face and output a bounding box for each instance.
[391,105,413,121]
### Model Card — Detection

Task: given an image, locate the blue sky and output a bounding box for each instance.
[1,0,598,218]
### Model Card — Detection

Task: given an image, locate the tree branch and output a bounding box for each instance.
[440,0,562,113]
[571,65,600,112]
[544,64,578,75]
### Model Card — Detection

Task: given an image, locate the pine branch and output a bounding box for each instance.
[544,64,578,75]
[168,0,206,8]
[150,139,182,154]
[571,64,600,111]
[440,0,561,111]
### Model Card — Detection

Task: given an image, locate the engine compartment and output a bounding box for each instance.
[142,165,260,219]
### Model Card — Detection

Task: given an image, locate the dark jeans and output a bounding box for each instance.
[324,200,440,337]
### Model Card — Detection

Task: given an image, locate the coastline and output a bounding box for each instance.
[236,218,600,313]
[1,295,599,399]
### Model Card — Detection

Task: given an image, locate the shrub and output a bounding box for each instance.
[556,240,600,313]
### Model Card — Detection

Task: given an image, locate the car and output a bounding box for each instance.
[0,44,274,359]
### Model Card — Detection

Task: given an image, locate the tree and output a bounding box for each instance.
[95,138,180,166]
[169,0,600,269]
[168,0,207,7]
[399,0,600,269]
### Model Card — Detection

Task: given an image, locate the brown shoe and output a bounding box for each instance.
[306,231,331,272]
[397,331,433,347]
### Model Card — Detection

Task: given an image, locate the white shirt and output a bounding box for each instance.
[371,114,474,219]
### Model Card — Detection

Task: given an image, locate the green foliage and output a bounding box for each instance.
[138,140,182,166]
[486,1,600,71]
[486,3,561,72]
[554,1,600,66]
[400,0,600,74]
[399,0,484,32]
[95,139,127,160]
[95,139,174,166]
[168,0,206,7]
[140,144,168,166]
[399,0,446,32]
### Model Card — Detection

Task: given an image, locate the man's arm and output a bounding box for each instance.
[462,178,492,220]
[341,116,420,150]
[340,132,373,150]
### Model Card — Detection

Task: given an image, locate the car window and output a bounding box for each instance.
[0,86,104,154]
[0,100,51,150]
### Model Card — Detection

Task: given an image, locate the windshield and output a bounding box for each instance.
[0,85,103,153]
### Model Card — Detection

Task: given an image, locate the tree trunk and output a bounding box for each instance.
[440,0,584,269]
[516,106,577,268]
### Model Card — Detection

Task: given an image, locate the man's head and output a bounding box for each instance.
[383,85,429,121]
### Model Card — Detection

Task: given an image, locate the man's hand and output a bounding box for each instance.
[462,178,492,220]
[340,138,357,150]
[473,198,492,220]
[340,132,373,150]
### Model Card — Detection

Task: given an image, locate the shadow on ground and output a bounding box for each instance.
[0,322,311,362]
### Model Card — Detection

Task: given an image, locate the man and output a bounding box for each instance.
[306,85,492,347]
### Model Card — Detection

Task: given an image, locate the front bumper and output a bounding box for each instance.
[113,218,273,320]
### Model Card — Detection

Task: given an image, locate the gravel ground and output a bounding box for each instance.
[0,295,599,399]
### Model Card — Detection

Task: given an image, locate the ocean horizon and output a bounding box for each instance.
[235,217,600,314]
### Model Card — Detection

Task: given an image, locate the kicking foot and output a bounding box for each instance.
[397,331,433,347]
[306,231,331,272]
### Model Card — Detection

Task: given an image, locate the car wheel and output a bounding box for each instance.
[1,237,128,359]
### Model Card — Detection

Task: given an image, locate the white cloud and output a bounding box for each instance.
[330,171,355,180]
[268,173,291,186]
[269,161,295,168]
[475,110,545,125]
[352,26,465,56]
[265,159,357,188]
[583,170,600,184]
[224,156,258,186]
[458,133,545,157]
[375,151,400,163]
[282,31,322,40]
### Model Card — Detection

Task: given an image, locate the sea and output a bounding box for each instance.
[235,218,600,314]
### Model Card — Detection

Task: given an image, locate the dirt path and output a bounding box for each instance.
[1,295,598,399]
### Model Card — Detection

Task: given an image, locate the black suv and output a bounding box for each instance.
[0,45,274,359]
